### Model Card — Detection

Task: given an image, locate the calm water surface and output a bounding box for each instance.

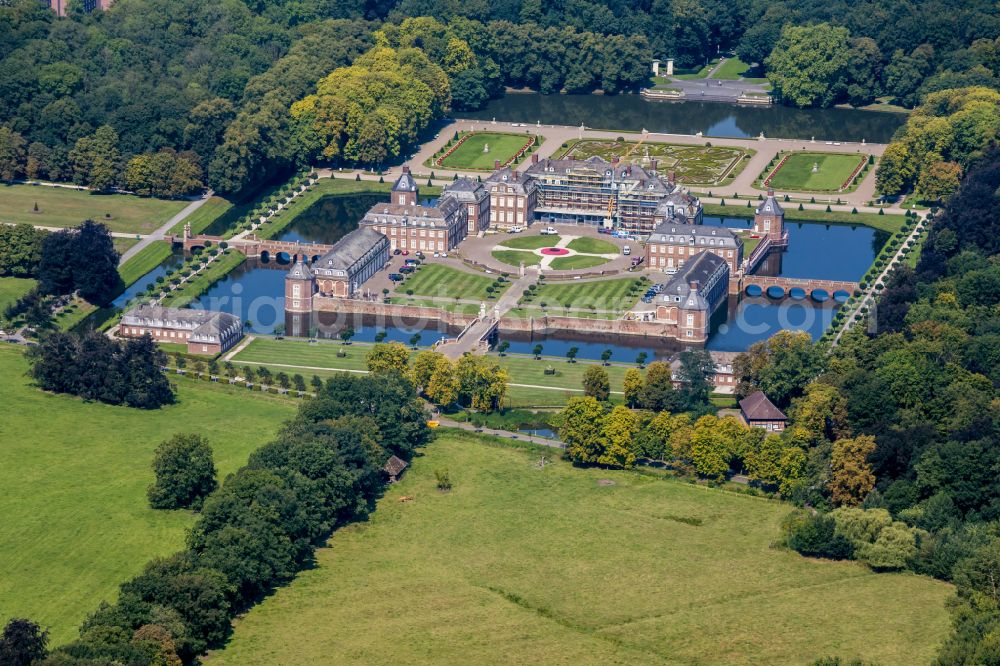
[461,93,905,143]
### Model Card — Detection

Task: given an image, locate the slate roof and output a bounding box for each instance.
[361,194,462,228]
[392,169,418,193]
[648,222,741,249]
[315,227,388,271]
[286,259,313,281]
[121,305,242,343]
[756,190,784,217]
[525,156,669,189]
[739,390,787,421]
[660,252,728,311]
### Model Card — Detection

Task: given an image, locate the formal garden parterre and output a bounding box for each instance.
[557,139,753,185]
[430,132,539,171]
[760,151,873,193]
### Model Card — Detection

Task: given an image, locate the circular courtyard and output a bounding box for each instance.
[490,233,622,271]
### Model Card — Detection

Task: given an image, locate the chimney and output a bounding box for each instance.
[651,158,658,172]
[612,155,620,165]
[494,159,501,170]
[689,280,700,291]
[668,170,676,183]
[402,166,409,174]
[531,153,539,164]
[767,187,774,197]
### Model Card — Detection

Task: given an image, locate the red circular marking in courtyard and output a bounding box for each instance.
[540,247,570,255]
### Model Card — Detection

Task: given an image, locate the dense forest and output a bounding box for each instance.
[741,149,1000,662]
[0,0,997,194]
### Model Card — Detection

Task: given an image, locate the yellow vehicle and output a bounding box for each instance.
[427,420,440,428]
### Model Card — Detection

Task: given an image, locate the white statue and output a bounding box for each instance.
[483,143,490,153]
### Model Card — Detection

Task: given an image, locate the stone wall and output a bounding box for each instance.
[499,314,697,343]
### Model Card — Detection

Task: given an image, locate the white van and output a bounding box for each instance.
[623,245,631,256]
[540,227,558,235]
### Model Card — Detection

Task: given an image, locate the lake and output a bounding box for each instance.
[460,93,905,143]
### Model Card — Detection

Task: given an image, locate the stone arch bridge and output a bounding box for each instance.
[164,233,334,264]
[740,275,858,302]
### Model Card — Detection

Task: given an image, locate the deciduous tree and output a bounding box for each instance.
[365,342,410,375]
[582,365,610,401]
[829,435,876,506]
[148,434,218,510]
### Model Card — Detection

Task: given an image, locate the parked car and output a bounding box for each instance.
[400,250,409,256]
[622,245,631,255]
[415,252,425,259]
[540,226,558,235]
[631,257,643,267]
[388,273,404,281]
[433,251,440,257]
[508,226,523,233]
[404,258,420,266]
[393,248,402,255]
[399,266,414,274]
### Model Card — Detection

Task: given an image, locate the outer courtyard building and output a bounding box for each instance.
[645,222,744,275]
[443,177,491,234]
[652,251,729,343]
[119,305,243,355]
[670,350,739,394]
[290,227,390,302]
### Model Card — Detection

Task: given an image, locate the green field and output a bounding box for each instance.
[0,277,36,315]
[0,346,296,643]
[117,242,173,286]
[548,254,609,270]
[0,183,186,234]
[561,140,750,185]
[531,276,645,311]
[766,152,868,192]
[566,236,618,254]
[230,338,649,406]
[713,56,767,82]
[498,235,561,250]
[206,431,952,666]
[396,264,508,301]
[492,249,540,267]
[435,132,534,171]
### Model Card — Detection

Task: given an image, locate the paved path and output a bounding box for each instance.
[118,192,213,266]
[3,221,146,240]
[831,214,928,346]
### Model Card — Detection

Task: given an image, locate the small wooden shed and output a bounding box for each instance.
[383,455,409,483]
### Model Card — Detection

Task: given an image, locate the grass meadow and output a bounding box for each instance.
[206,430,952,666]
[0,277,36,316]
[398,264,509,301]
[0,183,186,234]
[437,132,534,170]
[492,249,541,267]
[566,236,618,254]
[767,153,867,192]
[0,346,295,643]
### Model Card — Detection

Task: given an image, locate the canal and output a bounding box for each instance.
[460,93,905,143]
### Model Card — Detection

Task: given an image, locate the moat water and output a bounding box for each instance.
[164,193,883,358]
[459,93,905,143]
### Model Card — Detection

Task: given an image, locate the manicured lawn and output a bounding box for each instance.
[669,59,718,80]
[395,264,508,301]
[112,237,140,254]
[562,140,751,185]
[532,276,647,311]
[118,243,173,286]
[566,236,618,254]
[0,346,295,644]
[548,255,609,270]
[0,277,36,315]
[498,234,561,250]
[231,339,643,406]
[766,152,868,192]
[492,249,540,267]
[388,297,482,314]
[206,430,952,666]
[713,56,755,80]
[169,195,233,235]
[0,183,186,234]
[435,132,534,171]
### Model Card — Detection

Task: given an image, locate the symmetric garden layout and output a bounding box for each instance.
[560,139,752,185]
